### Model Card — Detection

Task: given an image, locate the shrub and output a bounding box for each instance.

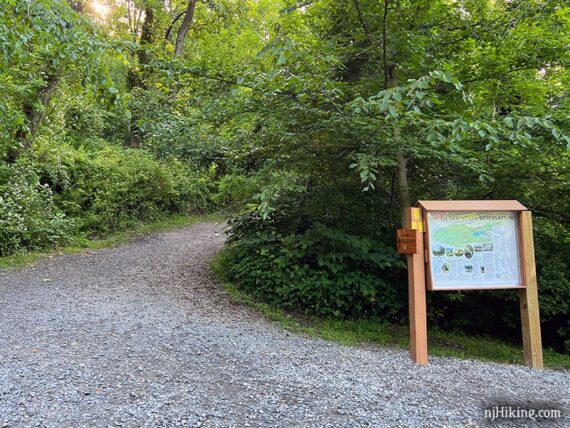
[0,137,220,257]
[71,148,189,232]
[30,139,217,235]
[220,212,405,318]
[0,166,71,256]
[213,174,261,210]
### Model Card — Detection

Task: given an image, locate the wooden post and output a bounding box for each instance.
[405,207,428,365]
[519,211,543,369]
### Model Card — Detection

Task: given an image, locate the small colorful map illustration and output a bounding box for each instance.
[427,211,521,289]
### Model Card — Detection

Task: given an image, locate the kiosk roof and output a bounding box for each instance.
[416,200,527,211]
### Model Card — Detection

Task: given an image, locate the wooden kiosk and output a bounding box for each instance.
[397,200,543,369]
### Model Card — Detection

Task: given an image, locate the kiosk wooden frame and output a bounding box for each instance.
[398,200,543,369]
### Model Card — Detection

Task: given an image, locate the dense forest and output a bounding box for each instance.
[1,0,569,353]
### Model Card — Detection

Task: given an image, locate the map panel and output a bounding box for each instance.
[427,211,521,289]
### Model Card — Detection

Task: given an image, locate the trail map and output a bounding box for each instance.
[427,211,521,289]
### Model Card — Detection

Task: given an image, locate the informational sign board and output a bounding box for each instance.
[425,211,522,290]
[396,201,543,369]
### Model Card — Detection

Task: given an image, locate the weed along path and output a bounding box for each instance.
[0,222,568,427]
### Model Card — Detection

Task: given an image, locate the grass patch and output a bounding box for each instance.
[211,253,570,370]
[0,213,226,270]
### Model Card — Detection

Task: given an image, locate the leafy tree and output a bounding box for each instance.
[209,0,570,352]
[0,0,121,155]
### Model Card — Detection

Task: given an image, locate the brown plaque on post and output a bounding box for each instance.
[397,229,418,254]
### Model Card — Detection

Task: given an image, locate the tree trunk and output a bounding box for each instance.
[385,59,411,226]
[382,0,411,226]
[391,93,412,226]
[138,6,155,66]
[127,5,156,148]
[174,0,198,56]
[16,73,59,149]
[166,11,187,44]
[395,146,411,226]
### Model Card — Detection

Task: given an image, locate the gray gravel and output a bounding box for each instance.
[0,222,568,428]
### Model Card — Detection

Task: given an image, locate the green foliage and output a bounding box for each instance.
[63,95,129,144]
[0,137,219,257]
[534,224,570,354]
[220,213,405,318]
[0,0,124,149]
[0,165,71,256]
[201,0,570,354]
[29,138,215,235]
[213,174,262,210]
[349,71,569,188]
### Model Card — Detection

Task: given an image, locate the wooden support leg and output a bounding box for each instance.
[405,207,428,365]
[519,211,543,369]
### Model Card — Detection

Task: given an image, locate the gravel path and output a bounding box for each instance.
[0,222,568,428]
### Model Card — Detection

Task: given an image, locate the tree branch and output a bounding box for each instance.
[462,64,551,85]
[166,11,187,43]
[352,0,372,43]
[174,0,198,56]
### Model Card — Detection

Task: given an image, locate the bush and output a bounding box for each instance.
[66,148,189,232]
[213,174,261,210]
[0,165,71,256]
[220,212,405,318]
[0,137,219,257]
[29,139,218,235]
